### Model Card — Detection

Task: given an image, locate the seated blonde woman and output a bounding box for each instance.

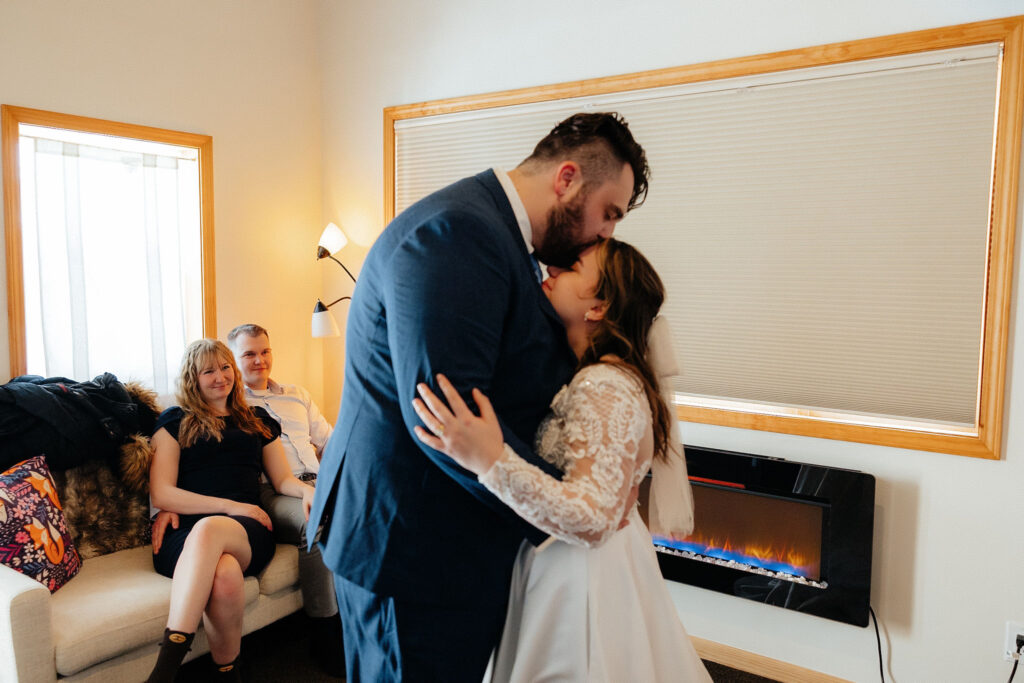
[146,339,314,682]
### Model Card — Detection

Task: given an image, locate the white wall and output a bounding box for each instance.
[4,1,1023,679]
[0,0,326,406]
[318,1,1024,680]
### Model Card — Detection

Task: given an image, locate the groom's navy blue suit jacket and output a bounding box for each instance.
[308,170,576,610]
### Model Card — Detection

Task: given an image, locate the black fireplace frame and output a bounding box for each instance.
[651,445,875,627]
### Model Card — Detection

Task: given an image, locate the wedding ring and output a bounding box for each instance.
[436,423,446,435]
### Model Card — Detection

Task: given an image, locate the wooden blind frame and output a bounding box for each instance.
[1,105,217,378]
[383,16,1024,459]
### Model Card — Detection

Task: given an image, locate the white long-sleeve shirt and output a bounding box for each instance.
[244,379,333,477]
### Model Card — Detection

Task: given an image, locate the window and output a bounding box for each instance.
[2,107,215,394]
[384,17,1024,459]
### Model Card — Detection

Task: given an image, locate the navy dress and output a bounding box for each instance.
[151,406,282,578]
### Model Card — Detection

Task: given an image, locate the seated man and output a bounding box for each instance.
[152,324,341,674]
[227,323,341,673]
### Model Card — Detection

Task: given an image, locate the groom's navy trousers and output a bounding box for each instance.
[307,170,576,682]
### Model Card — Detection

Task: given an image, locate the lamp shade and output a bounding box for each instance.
[317,222,348,258]
[311,300,341,338]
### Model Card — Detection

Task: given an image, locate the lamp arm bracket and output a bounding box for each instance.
[326,295,352,308]
[328,255,358,283]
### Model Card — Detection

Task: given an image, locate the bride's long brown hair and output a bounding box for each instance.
[577,239,672,461]
[175,339,272,448]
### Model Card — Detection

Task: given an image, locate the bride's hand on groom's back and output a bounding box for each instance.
[413,374,506,476]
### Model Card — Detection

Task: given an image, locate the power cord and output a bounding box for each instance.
[868,610,1024,682]
[1009,634,1024,683]
[869,606,884,682]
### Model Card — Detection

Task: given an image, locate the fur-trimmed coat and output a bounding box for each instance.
[47,382,160,559]
[0,372,159,473]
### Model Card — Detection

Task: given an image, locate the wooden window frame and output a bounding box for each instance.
[2,105,216,378]
[382,16,1024,459]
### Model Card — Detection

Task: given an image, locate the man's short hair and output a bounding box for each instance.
[226,323,269,348]
[521,112,650,211]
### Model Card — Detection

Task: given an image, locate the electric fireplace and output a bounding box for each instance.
[644,445,875,627]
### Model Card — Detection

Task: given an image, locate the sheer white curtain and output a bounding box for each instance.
[18,127,202,394]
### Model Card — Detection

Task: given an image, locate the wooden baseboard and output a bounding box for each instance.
[692,637,851,683]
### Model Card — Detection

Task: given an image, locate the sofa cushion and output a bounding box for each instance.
[0,455,82,592]
[257,543,299,594]
[50,545,262,676]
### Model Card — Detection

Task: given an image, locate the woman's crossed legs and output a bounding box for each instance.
[167,516,253,664]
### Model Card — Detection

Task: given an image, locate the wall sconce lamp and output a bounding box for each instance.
[312,222,357,338]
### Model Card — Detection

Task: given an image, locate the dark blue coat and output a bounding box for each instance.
[308,170,576,611]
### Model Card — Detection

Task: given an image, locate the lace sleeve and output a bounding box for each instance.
[478,365,650,548]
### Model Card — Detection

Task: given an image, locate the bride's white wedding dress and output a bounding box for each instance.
[479,363,711,682]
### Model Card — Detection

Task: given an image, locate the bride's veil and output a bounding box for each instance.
[645,316,696,539]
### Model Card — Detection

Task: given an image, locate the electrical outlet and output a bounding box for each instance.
[1005,621,1024,661]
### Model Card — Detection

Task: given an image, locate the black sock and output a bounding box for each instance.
[146,628,195,683]
[212,654,243,681]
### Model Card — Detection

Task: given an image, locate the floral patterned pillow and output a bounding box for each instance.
[0,455,81,592]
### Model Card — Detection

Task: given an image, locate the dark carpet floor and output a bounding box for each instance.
[178,611,778,682]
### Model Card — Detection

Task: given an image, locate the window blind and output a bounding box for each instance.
[393,44,1001,431]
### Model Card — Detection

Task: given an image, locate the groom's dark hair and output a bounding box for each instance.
[520,112,650,211]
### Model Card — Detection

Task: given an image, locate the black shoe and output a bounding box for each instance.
[309,614,345,677]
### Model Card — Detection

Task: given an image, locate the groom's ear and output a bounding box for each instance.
[553,161,583,201]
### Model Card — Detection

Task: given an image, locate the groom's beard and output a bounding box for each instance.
[535,193,590,269]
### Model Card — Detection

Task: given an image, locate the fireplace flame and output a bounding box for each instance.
[654,530,819,580]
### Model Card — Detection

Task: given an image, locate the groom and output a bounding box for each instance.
[308,112,650,682]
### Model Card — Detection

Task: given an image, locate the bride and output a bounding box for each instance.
[413,238,711,682]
